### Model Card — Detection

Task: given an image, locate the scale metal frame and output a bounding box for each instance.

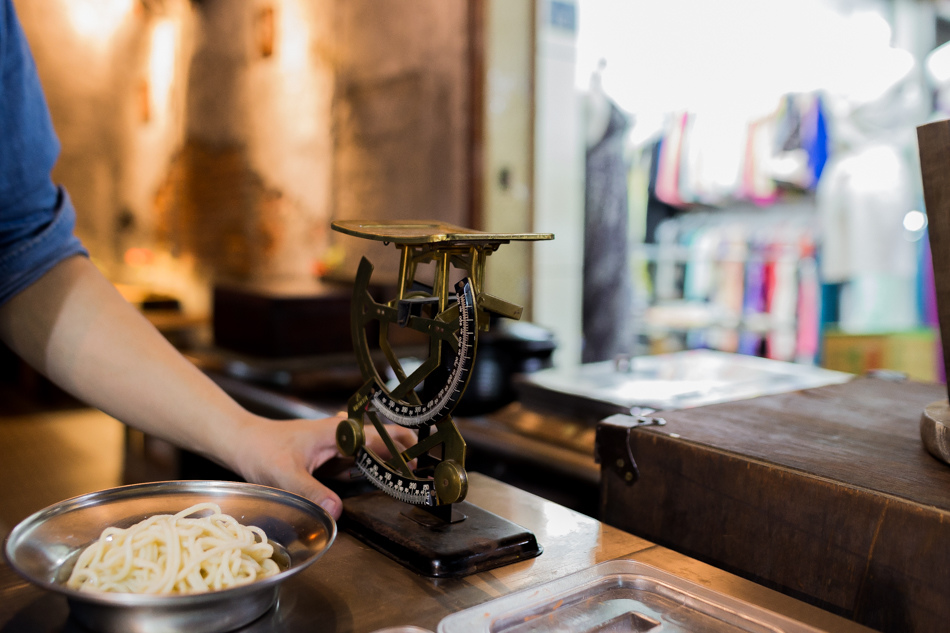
[331,220,552,577]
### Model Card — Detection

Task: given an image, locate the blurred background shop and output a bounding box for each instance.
[6,2,950,631]
[570,0,945,383]
[2,0,948,484]
[1,0,947,513]
[2,0,948,385]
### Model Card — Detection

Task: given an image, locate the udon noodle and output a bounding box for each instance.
[65,502,280,595]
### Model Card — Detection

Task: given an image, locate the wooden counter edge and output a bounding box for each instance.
[628,546,878,633]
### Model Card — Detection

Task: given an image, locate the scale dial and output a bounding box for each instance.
[332,220,552,509]
[367,277,476,429]
[338,257,476,506]
[354,448,438,505]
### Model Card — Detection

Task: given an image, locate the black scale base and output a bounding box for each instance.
[340,490,543,578]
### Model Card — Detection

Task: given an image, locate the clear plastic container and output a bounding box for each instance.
[438,560,824,633]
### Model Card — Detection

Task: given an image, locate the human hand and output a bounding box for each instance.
[227,413,417,520]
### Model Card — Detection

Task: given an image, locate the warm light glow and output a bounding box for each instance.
[65,0,134,41]
[148,20,177,121]
[124,247,155,267]
[279,0,309,73]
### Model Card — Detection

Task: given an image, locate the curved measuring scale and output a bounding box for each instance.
[337,259,475,506]
[333,220,552,509]
[356,271,477,430]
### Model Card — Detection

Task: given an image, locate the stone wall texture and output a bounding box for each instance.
[15,0,471,311]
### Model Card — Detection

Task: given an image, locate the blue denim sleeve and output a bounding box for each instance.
[0,0,88,307]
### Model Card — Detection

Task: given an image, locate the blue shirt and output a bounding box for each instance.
[0,0,87,306]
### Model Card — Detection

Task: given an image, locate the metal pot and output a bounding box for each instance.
[454,319,557,417]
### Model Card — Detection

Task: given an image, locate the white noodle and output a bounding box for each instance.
[65,502,280,594]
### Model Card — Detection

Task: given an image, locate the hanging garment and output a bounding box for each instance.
[683,225,718,302]
[654,112,688,207]
[653,217,680,302]
[805,94,830,187]
[709,225,747,353]
[766,239,798,362]
[796,251,820,364]
[583,100,634,363]
[741,117,779,205]
[645,140,679,244]
[768,93,829,191]
[681,113,747,206]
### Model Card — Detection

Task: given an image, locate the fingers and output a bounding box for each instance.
[334,410,417,453]
[228,415,345,520]
[283,470,343,520]
[363,423,417,459]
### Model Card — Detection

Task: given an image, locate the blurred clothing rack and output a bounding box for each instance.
[632,208,819,364]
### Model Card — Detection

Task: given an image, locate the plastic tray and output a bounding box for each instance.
[437,560,825,633]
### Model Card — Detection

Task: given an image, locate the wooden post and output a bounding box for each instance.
[915,120,950,465]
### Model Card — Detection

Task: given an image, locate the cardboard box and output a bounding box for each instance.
[821,328,940,382]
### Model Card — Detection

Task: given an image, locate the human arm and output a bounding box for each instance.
[0,254,413,518]
[1,0,422,519]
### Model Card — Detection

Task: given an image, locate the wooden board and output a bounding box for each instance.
[916,120,950,397]
[597,377,950,633]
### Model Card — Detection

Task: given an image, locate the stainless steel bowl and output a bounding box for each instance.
[3,480,336,633]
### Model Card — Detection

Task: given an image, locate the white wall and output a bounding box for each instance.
[533,0,584,367]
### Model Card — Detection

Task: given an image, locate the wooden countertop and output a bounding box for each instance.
[631,377,950,509]
[0,407,874,632]
[598,377,950,633]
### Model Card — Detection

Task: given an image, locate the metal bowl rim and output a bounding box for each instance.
[3,480,337,608]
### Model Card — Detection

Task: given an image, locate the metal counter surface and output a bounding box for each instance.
[0,408,875,633]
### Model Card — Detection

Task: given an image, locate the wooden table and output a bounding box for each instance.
[0,407,872,632]
[598,377,950,633]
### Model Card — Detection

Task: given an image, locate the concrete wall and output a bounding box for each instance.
[15,0,200,304]
[330,1,471,281]
[15,0,471,312]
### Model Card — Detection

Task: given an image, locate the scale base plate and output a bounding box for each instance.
[340,490,543,578]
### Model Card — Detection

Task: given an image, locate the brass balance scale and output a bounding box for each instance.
[330,220,553,577]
